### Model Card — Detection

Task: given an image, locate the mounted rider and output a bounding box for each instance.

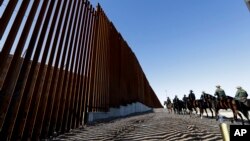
[182,94,188,107]
[235,86,248,106]
[173,95,179,103]
[214,85,227,107]
[188,90,196,105]
[200,91,206,106]
[167,97,171,104]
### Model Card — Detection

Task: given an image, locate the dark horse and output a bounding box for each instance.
[173,99,186,114]
[203,93,250,125]
[164,100,173,113]
[200,98,214,118]
[187,98,209,118]
[186,98,198,116]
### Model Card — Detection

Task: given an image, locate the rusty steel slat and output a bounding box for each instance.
[31,0,69,140]
[38,0,74,138]
[104,15,110,111]
[119,36,123,106]
[60,0,82,133]
[100,11,106,111]
[0,0,29,89]
[93,6,103,112]
[11,0,57,140]
[109,24,120,108]
[40,0,73,135]
[106,14,111,111]
[94,11,102,112]
[80,8,96,125]
[65,1,84,130]
[23,2,60,140]
[72,1,88,127]
[57,0,81,133]
[48,0,77,136]
[97,11,104,111]
[8,0,50,139]
[72,0,90,128]
[0,1,30,89]
[101,12,108,111]
[0,0,18,39]
[100,12,106,111]
[0,1,41,140]
[51,0,77,133]
[91,8,102,112]
[84,7,100,122]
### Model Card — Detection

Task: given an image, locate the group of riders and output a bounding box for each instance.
[167,85,248,108]
[164,85,250,124]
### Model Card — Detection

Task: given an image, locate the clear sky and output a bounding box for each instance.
[89,0,250,104]
[1,1,250,105]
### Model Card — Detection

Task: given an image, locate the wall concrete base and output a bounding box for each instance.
[88,102,152,123]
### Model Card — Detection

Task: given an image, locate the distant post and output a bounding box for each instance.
[246,0,250,12]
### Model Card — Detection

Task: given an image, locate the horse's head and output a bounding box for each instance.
[203,93,216,102]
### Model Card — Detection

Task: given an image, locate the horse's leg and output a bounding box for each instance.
[195,108,198,115]
[241,109,250,124]
[200,108,203,119]
[215,109,219,121]
[237,111,245,125]
[204,108,208,117]
[231,109,238,123]
[189,108,192,117]
[210,108,214,118]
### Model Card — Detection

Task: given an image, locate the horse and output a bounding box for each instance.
[199,94,214,118]
[164,101,173,113]
[186,98,198,116]
[203,93,249,125]
[173,99,186,114]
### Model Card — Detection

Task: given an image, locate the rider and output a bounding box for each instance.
[167,97,171,104]
[214,85,227,107]
[173,95,179,103]
[235,86,248,106]
[182,94,188,107]
[188,90,196,105]
[200,91,206,107]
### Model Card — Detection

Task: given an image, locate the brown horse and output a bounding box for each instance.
[186,98,198,116]
[164,101,173,113]
[203,93,250,125]
[200,99,214,118]
[187,99,209,118]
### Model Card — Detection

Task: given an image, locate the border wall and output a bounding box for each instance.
[0,0,162,140]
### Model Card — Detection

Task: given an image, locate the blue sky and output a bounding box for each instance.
[1,1,249,105]
[90,0,250,104]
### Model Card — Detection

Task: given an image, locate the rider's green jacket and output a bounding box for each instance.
[235,89,248,99]
[214,88,226,99]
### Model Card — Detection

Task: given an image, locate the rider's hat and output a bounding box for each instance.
[216,85,221,88]
[202,91,205,94]
[236,86,242,89]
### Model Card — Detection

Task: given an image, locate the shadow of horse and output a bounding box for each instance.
[203,93,250,125]
[164,101,173,113]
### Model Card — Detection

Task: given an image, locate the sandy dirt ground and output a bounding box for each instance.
[52,108,250,141]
